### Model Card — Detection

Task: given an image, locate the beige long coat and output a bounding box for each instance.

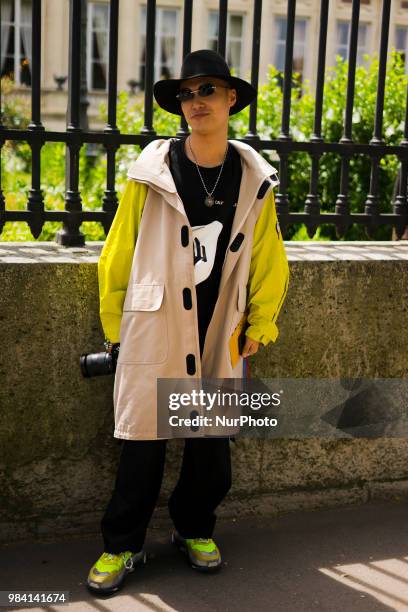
[113,138,281,440]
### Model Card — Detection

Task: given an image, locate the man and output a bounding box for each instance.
[87,49,289,595]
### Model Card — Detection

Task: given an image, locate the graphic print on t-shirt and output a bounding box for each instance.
[192,220,223,285]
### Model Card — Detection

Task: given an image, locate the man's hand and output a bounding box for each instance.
[241,336,260,358]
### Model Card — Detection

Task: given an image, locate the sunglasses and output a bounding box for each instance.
[176,82,230,102]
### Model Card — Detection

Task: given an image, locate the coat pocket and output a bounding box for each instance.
[123,283,164,312]
[229,283,248,340]
[118,283,168,364]
[237,283,247,312]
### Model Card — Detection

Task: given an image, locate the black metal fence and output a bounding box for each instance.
[0,0,407,246]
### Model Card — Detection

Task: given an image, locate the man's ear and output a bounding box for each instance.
[229,88,237,108]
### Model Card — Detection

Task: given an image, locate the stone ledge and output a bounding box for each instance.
[0,240,407,263]
[286,241,408,261]
[0,242,101,264]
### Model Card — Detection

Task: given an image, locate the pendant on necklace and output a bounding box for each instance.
[204,195,215,207]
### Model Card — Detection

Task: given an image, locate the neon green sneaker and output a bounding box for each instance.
[171,530,222,571]
[87,549,146,594]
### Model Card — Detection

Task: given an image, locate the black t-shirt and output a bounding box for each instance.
[168,136,242,356]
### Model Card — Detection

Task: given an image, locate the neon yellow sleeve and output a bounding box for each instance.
[97,179,148,343]
[245,188,290,346]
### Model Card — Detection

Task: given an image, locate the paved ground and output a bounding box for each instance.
[2,499,408,611]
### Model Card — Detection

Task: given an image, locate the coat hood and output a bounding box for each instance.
[126,138,279,193]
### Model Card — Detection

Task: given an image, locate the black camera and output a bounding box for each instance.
[80,343,120,378]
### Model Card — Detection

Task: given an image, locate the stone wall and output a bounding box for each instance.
[0,241,407,544]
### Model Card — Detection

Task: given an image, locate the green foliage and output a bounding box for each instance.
[228,49,407,240]
[2,50,406,242]
[1,76,31,130]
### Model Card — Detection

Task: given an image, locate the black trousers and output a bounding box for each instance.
[101,436,232,554]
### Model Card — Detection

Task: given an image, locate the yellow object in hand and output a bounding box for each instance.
[229,313,247,369]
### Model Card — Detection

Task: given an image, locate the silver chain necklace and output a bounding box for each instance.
[187,136,229,207]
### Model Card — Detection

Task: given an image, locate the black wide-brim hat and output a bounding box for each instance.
[153,49,257,116]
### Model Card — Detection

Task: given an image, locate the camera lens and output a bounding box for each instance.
[80,351,115,377]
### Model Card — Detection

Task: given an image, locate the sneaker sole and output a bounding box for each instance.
[87,551,147,596]
[171,532,222,573]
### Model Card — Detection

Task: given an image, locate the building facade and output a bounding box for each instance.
[2,0,408,130]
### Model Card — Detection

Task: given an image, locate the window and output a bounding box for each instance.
[396,26,408,74]
[207,12,245,77]
[1,0,32,86]
[336,21,370,65]
[139,7,180,89]
[87,2,109,91]
[274,17,307,83]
